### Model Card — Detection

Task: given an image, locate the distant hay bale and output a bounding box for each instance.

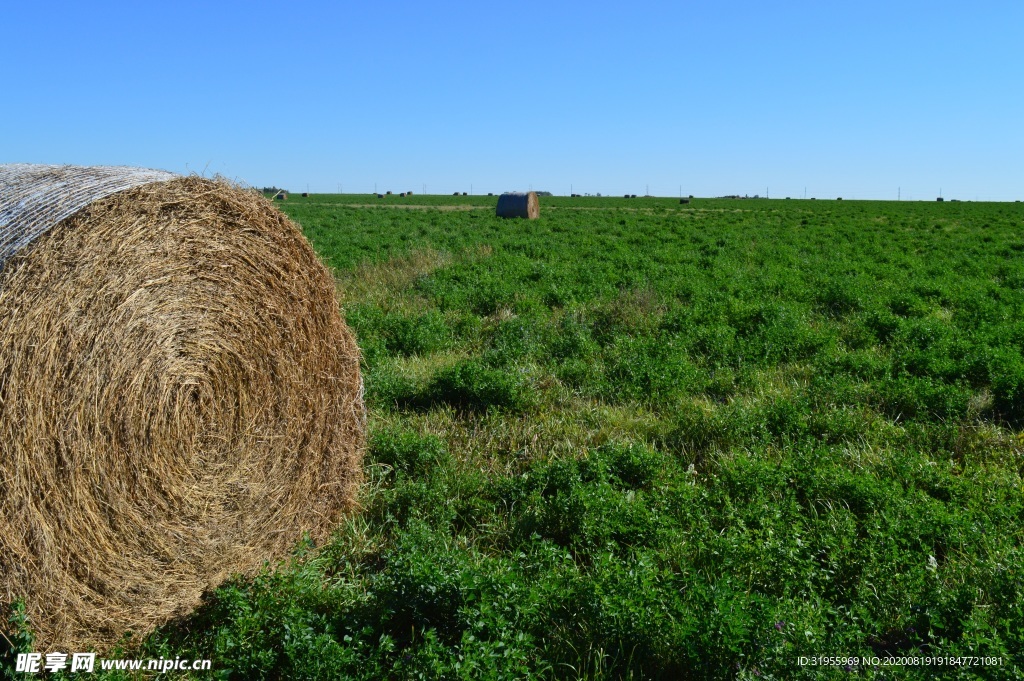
[495,191,540,220]
[399,192,406,197]
[0,164,365,652]
[406,190,413,195]
[386,190,392,195]
[301,192,309,197]
[679,198,690,204]
[274,191,287,200]
[377,193,384,199]
[462,192,468,196]
[624,194,630,198]
[936,197,944,202]
[631,194,637,199]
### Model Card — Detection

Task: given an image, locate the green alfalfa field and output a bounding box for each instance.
[11,195,1024,679]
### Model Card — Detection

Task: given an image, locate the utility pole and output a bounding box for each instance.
[898,187,901,201]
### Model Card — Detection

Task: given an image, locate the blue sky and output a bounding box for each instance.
[4,1,1022,200]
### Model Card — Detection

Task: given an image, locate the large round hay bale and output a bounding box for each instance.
[0,164,364,652]
[495,191,539,219]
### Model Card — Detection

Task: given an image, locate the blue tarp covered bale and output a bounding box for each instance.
[496,191,539,219]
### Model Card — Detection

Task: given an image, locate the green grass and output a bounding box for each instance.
[8,196,1024,679]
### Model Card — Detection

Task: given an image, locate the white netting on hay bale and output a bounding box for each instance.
[0,164,177,269]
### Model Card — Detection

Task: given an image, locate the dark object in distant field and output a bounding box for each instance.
[936,197,944,202]
[837,197,843,201]
[624,194,630,198]
[679,198,690,204]
[463,192,468,196]
[301,192,309,198]
[453,192,460,196]
[377,194,384,199]
[406,191,413,195]
[274,191,287,200]
[631,194,637,198]
[399,193,406,197]
[487,192,493,196]
[496,191,540,219]
[386,191,392,195]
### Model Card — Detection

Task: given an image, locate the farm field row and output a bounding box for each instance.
[112,196,1024,678]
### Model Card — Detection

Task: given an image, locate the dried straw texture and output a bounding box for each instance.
[495,191,540,219]
[0,175,364,652]
[0,164,177,268]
